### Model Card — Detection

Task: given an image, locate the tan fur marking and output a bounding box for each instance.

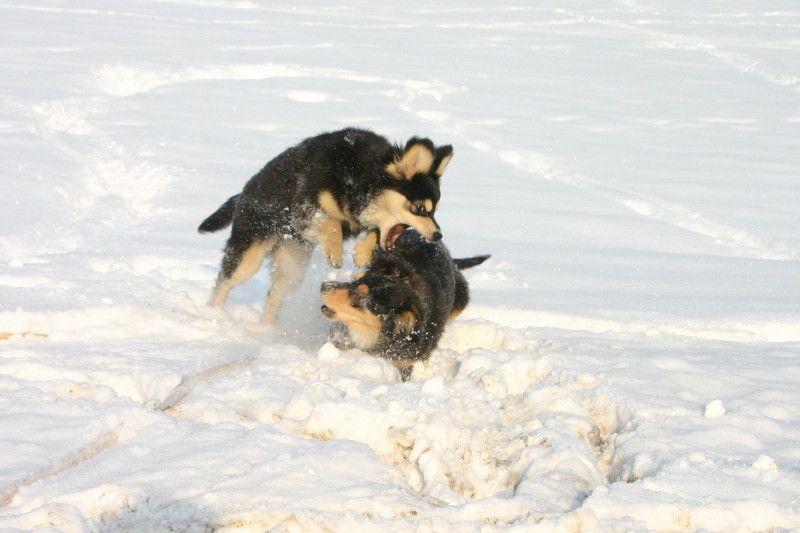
[321,288,381,349]
[318,190,345,219]
[211,238,274,307]
[395,310,417,333]
[423,199,433,212]
[386,143,435,180]
[319,218,344,268]
[359,190,439,246]
[356,284,369,296]
[234,241,270,282]
[353,230,379,266]
[355,272,366,281]
[434,153,452,176]
[391,358,416,369]
[448,308,464,320]
[319,190,357,228]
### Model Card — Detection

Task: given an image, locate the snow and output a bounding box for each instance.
[1,0,799,530]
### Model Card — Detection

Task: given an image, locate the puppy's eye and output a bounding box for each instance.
[411,203,427,216]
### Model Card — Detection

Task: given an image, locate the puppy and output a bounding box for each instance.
[320,225,489,380]
[198,128,454,324]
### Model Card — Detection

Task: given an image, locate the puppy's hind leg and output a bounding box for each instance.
[263,239,312,325]
[211,235,276,307]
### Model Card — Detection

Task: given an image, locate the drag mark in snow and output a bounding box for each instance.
[0,351,258,509]
[0,430,119,508]
[156,354,258,412]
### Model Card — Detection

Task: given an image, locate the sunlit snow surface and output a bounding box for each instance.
[1,1,799,530]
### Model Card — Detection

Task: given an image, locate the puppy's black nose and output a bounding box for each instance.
[431,231,442,242]
[320,281,338,293]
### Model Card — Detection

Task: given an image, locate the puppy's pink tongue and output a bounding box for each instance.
[386,224,408,249]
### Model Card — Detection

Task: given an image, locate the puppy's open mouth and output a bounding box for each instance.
[320,305,336,319]
[385,224,409,250]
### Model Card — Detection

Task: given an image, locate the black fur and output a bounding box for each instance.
[198,194,239,233]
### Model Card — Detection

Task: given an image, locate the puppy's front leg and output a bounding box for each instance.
[320,218,344,268]
[353,229,379,267]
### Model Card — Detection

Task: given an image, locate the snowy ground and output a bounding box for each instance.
[1,1,799,530]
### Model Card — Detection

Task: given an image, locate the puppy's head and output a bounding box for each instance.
[373,138,452,247]
[320,273,419,350]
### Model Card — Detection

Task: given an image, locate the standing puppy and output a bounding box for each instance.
[198,128,453,324]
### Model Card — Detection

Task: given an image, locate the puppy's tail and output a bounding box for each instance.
[453,254,490,270]
[198,194,239,233]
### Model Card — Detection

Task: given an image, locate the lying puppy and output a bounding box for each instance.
[198,128,453,324]
[320,225,489,380]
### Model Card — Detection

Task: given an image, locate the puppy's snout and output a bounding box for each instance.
[431,231,442,242]
[320,281,339,294]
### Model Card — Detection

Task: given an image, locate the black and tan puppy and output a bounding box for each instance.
[320,225,489,380]
[198,128,453,324]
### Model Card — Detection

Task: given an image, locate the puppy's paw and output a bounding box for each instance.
[326,252,343,269]
[320,218,344,268]
[353,230,379,267]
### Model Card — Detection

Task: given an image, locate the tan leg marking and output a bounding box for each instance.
[320,218,344,268]
[353,230,379,267]
[211,238,275,307]
[262,240,311,325]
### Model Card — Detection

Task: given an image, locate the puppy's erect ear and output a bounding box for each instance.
[394,309,418,335]
[386,138,436,180]
[433,145,453,177]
